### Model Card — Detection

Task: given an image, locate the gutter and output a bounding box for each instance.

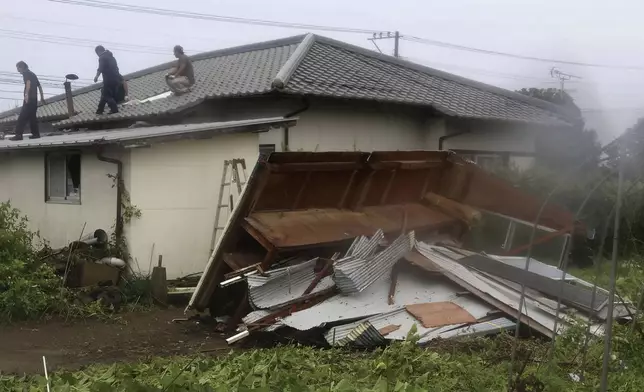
[97,152,124,242]
[438,130,469,151]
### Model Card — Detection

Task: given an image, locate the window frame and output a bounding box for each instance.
[45,151,82,204]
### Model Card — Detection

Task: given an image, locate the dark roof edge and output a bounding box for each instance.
[272,33,316,89]
[313,35,579,123]
[0,34,308,121]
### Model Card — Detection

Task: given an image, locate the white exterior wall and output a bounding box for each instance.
[0,151,118,247]
[286,104,425,152]
[125,133,259,279]
[423,118,538,170]
[193,97,427,153]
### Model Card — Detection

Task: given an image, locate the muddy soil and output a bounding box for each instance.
[0,307,227,374]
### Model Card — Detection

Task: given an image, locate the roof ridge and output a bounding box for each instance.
[272,33,316,89]
[0,34,308,121]
[312,35,579,123]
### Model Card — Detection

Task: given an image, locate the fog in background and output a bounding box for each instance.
[2,0,643,143]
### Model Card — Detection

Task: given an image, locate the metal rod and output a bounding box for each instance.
[630,284,644,336]
[600,151,624,392]
[549,171,612,356]
[43,356,51,392]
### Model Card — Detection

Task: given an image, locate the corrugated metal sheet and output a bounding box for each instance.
[274,266,491,332]
[0,117,294,151]
[415,242,567,338]
[327,320,386,347]
[249,259,335,310]
[418,317,515,343]
[334,231,415,294]
[325,293,499,346]
[350,229,384,259]
[242,310,271,326]
[246,258,318,288]
[492,256,577,281]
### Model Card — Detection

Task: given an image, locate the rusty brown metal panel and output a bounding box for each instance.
[244,203,456,248]
[190,150,576,312]
[440,155,574,230]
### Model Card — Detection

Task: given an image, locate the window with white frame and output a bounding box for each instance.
[46,152,81,203]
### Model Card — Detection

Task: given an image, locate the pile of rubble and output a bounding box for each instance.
[186,151,632,347]
[226,230,629,346]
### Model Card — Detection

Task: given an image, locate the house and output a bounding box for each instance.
[0,33,578,278]
[0,118,294,279]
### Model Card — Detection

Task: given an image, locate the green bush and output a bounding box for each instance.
[494,165,644,257]
[0,202,64,321]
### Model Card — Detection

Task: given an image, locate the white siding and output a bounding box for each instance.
[0,151,118,247]
[287,104,425,152]
[125,133,259,279]
[441,129,536,153]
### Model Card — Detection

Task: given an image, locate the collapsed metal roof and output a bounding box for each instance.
[189,150,576,312]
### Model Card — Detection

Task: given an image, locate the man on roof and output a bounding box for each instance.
[10,61,45,141]
[165,45,195,95]
[93,45,120,115]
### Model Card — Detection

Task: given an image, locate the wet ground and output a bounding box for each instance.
[0,307,227,374]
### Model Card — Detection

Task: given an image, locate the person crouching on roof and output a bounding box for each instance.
[165,45,194,95]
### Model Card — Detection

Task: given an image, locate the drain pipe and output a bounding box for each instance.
[97,152,123,242]
[282,97,310,151]
[438,130,469,151]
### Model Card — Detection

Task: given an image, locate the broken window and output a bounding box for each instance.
[46,152,81,203]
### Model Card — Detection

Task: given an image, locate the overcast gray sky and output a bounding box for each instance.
[2,0,644,142]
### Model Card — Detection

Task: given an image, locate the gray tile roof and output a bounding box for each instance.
[0,117,296,151]
[286,38,572,126]
[0,34,576,129]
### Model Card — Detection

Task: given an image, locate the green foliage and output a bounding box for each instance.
[494,165,644,256]
[106,173,142,225]
[0,202,151,322]
[0,202,63,321]
[2,323,644,392]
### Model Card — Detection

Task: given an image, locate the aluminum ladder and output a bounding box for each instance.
[210,158,248,251]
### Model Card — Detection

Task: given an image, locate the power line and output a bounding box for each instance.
[402,35,644,71]
[0,13,224,46]
[0,89,57,96]
[0,72,94,84]
[402,56,569,85]
[47,0,380,34]
[0,28,182,56]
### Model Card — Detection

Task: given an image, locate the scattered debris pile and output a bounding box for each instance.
[41,229,128,308]
[187,151,631,346]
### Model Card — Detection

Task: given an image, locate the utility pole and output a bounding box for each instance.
[368,31,401,58]
[550,67,582,97]
[394,31,400,58]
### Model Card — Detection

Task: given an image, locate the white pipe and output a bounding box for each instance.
[226,330,250,345]
[43,356,51,392]
[98,257,127,268]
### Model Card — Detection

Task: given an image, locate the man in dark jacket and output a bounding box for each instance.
[10,61,45,141]
[94,45,120,114]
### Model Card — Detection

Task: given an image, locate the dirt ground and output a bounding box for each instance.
[0,307,228,375]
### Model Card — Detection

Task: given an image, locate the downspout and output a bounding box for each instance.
[282,97,310,151]
[97,151,123,242]
[438,130,469,151]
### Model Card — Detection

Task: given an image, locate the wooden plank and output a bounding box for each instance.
[405,302,477,328]
[378,324,402,336]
